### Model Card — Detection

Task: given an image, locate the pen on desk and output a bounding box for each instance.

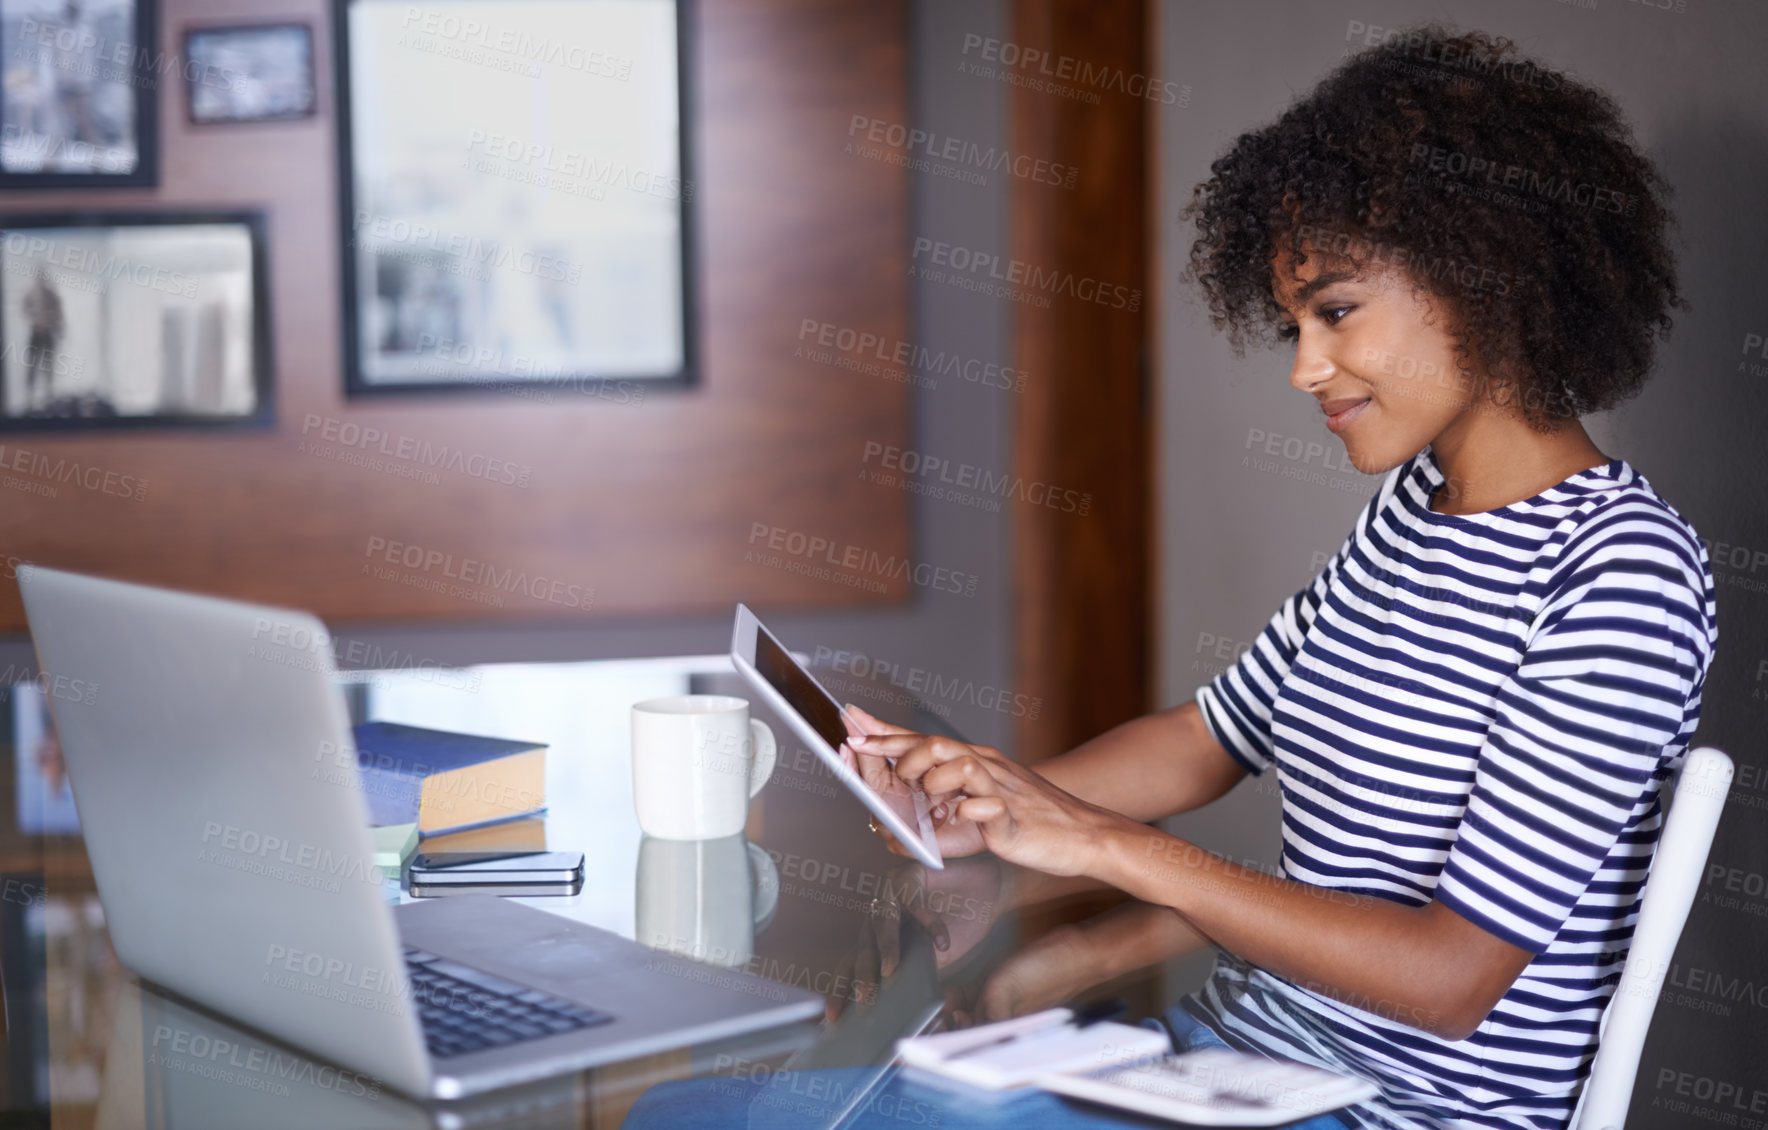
[945,999,1127,1061]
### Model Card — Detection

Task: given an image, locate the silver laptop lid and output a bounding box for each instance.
[17,566,432,1096]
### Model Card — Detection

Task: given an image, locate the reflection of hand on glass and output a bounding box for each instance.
[967,901,1213,1027]
[829,856,1004,1022]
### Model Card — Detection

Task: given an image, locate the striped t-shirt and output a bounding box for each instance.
[1188,445,1718,1130]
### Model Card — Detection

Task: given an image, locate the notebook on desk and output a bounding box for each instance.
[897,1007,1169,1090]
[898,1009,1377,1126]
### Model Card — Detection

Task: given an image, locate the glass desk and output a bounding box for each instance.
[0,657,1389,1129]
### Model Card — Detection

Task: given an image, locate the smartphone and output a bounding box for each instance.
[408,851,585,898]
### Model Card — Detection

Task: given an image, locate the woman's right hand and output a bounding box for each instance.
[842,704,989,859]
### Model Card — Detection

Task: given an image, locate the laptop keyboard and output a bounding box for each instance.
[405,948,614,1059]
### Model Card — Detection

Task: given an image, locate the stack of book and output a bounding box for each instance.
[352,722,548,878]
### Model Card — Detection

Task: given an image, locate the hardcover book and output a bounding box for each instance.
[346,722,547,834]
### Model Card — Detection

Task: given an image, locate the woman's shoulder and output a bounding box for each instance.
[1558,461,1709,576]
[1546,461,1717,644]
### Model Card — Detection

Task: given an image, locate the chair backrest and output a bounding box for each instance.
[1569,746,1734,1130]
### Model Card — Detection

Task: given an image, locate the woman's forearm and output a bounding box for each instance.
[1031,702,1247,823]
[1087,821,1531,1041]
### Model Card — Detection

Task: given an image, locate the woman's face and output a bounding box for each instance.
[1271,251,1481,476]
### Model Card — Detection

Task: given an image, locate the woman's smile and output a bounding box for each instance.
[1321,397,1372,434]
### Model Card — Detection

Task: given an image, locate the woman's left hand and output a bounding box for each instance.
[847,730,1129,878]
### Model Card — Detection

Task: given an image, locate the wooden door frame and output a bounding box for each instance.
[1009,0,1154,766]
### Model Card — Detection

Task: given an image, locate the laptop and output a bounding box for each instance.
[17,566,825,1100]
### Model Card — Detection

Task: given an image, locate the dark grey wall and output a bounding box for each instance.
[1158,0,1768,1118]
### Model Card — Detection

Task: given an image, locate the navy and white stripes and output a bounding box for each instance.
[1189,446,1717,1130]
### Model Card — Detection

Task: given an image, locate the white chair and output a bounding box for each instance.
[1568,746,1734,1130]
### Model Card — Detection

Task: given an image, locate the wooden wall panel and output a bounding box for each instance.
[0,0,910,628]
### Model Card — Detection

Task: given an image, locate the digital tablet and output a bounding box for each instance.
[731,604,943,870]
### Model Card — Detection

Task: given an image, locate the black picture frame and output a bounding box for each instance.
[0,210,274,431]
[0,0,160,189]
[332,0,698,399]
[183,21,318,126]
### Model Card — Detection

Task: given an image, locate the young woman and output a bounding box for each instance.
[852,25,1717,1130]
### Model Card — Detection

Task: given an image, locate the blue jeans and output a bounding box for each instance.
[622,1004,1358,1129]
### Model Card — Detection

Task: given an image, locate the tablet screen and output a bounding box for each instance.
[754,623,856,750]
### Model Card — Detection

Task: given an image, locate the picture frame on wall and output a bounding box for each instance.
[0,211,273,430]
[334,0,696,396]
[184,21,317,125]
[0,0,159,188]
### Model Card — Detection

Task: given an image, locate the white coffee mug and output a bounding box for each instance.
[636,834,779,967]
[631,694,776,840]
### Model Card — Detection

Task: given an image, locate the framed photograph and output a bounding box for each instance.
[0,0,158,187]
[184,22,317,125]
[0,211,273,429]
[334,0,695,396]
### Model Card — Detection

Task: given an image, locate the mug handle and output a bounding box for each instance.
[747,719,777,798]
[746,841,780,933]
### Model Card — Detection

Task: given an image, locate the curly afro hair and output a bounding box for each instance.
[1185,24,1683,428]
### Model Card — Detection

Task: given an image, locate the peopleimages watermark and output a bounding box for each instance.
[811,645,1041,720]
[709,1054,943,1126]
[1240,425,1375,498]
[463,130,691,202]
[1345,22,1563,89]
[1704,862,1768,921]
[0,443,149,502]
[846,115,1077,190]
[1650,1068,1768,1124]
[361,536,595,611]
[298,414,533,489]
[0,339,85,384]
[861,442,1091,516]
[1293,224,1514,297]
[402,334,653,404]
[2,876,45,910]
[150,1023,383,1101]
[8,17,252,95]
[261,942,491,1021]
[1740,331,1768,378]
[2,229,197,299]
[198,821,383,892]
[746,523,980,598]
[0,580,99,702]
[0,664,97,707]
[643,948,876,1006]
[351,211,584,285]
[958,33,1189,106]
[1700,536,1768,597]
[765,847,996,926]
[1192,630,1253,679]
[796,319,1025,393]
[0,121,130,173]
[1406,144,1636,216]
[1137,838,1377,913]
[313,736,544,816]
[397,7,633,80]
[910,238,1141,312]
[773,745,841,798]
[1617,956,1768,1019]
[245,614,482,694]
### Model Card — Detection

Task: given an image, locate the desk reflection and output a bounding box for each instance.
[99,980,579,1130]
